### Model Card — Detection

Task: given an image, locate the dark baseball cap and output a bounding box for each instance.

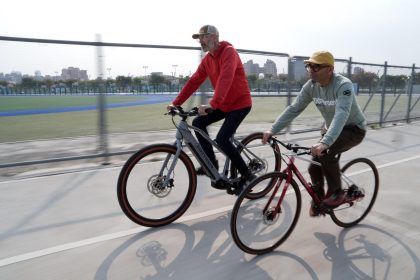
[192,25,219,39]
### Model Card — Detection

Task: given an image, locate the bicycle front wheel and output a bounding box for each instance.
[230,172,301,255]
[117,144,197,227]
[233,132,282,199]
[330,158,379,227]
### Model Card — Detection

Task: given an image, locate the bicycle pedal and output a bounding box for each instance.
[226,187,235,195]
[226,185,243,196]
[211,179,228,190]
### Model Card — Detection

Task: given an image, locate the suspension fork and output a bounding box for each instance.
[159,140,183,187]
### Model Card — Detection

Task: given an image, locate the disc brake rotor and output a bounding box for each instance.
[147,175,172,198]
[263,207,280,225]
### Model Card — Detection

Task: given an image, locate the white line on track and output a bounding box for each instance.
[1,154,420,267]
[0,205,232,267]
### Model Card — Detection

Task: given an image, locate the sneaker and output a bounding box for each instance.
[322,190,345,208]
[196,160,218,176]
[309,184,325,217]
[309,201,320,217]
[232,172,256,196]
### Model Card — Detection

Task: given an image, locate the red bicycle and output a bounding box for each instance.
[230,137,379,255]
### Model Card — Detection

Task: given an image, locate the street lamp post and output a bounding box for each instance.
[172,64,178,78]
[143,66,148,77]
[106,68,112,79]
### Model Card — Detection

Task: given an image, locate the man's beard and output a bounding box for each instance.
[201,44,209,52]
[201,41,215,52]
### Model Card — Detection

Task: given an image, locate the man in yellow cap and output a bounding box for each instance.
[262,50,367,216]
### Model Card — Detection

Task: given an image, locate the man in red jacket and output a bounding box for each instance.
[167,25,254,193]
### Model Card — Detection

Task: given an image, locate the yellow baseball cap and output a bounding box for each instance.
[304,51,335,66]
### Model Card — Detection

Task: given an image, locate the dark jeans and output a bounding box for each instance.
[308,125,366,196]
[192,107,251,176]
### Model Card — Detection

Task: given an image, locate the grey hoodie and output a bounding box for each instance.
[271,73,367,146]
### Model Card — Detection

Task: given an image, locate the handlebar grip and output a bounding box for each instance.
[205,107,214,114]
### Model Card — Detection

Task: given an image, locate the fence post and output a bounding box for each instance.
[347,57,352,78]
[406,64,415,123]
[95,34,109,164]
[286,56,293,134]
[379,61,388,127]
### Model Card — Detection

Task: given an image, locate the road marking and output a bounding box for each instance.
[375,154,420,169]
[1,153,420,267]
[0,205,232,267]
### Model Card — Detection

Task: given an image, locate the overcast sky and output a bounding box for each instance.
[1,0,419,78]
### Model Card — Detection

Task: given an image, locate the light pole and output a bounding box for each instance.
[143,66,148,77]
[106,68,112,78]
[172,64,178,78]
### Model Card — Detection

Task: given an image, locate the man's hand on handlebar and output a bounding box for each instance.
[311,142,329,157]
[198,105,212,116]
[166,104,176,112]
[262,130,273,144]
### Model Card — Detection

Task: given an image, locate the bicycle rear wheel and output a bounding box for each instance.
[117,144,197,227]
[233,132,282,199]
[230,172,301,255]
[330,158,379,227]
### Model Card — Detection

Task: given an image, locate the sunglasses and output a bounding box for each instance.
[305,64,330,72]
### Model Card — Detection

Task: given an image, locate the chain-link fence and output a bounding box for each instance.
[0,35,419,169]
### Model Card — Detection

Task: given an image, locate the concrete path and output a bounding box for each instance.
[0,122,420,279]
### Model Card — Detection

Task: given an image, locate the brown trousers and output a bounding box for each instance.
[308,125,366,196]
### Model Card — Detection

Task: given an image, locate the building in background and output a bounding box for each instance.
[243,59,278,77]
[61,67,88,81]
[243,60,261,75]
[0,71,23,84]
[289,57,307,81]
[263,59,277,77]
[353,66,365,74]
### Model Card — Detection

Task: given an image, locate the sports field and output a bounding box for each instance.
[0,94,414,143]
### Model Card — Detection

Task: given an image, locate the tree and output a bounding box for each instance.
[412,72,420,84]
[21,77,37,89]
[115,75,132,91]
[247,74,258,90]
[384,75,408,89]
[352,71,379,88]
[277,74,288,82]
[149,73,165,85]
[149,73,165,92]
[132,77,142,92]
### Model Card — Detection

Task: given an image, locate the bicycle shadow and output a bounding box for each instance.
[94,213,317,280]
[315,224,420,279]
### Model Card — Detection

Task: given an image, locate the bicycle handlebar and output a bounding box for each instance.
[165,106,213,119]
[269,137,311,155]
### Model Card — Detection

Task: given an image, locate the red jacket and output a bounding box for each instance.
[172,41,252,112]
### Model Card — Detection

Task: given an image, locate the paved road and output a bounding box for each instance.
[1,122,420,279]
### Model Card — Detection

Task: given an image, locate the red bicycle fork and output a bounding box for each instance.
[263,157,323,215]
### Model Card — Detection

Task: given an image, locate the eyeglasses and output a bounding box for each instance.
[305,64,330,72]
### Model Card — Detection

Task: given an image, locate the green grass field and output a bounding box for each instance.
[0,94,416,143]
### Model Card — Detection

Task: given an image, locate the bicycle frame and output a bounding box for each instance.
[267,138,363,214]
[265,145,323,214]
[166,111,263,185]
